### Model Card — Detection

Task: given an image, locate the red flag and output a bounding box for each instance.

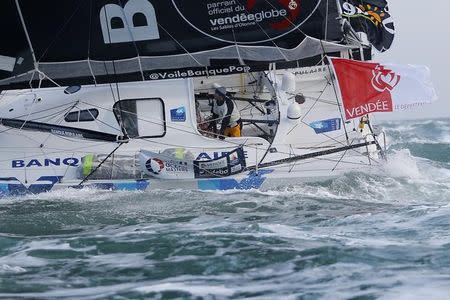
[330,58,395,120]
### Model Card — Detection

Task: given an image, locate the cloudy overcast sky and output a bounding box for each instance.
[376,0,450,120]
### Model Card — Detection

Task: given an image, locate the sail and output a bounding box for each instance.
[0,0,352,90]
[339,0,395,52]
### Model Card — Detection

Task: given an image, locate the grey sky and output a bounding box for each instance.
[376,0,450,120]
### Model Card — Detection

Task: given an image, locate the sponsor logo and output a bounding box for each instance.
[51,129,84,139]
[199,168,229,176]
[209,9,288,28]
[12,158,80,168]
[170,107,186,122]
[172,0,310,44]
[346,100,391,119]
[245,0,301,30]
[145,158,165,175]
[230,164,242,173]
[165,160,190,173]
[341,1,394,34]
[394,102,427,111]
[332,58,394,120]
[196,151,248,161]
[100,0,160,44]
[294,66,327,76]
[371,64,401,93]
[149,66,251,80]
[145,158,190,175]
[199,158,228,170]
[229,153,241,166]
[309,118,342,134]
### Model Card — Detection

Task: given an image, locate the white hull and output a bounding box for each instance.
[0,69,385,196]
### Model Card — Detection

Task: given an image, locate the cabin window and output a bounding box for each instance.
[133,13,148,27]
[65,109,99,123]
[111,17,125,29]
[64,85,81,95]
[113,98,166,138]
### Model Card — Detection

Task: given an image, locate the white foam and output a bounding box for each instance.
[259,223,329,241]
[383,149,422,179]
[88,253,150,269]
[134,282,234,297]
[379,275,450,300]
[0,264,26,274]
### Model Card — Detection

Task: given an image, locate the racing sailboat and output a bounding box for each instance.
[0,0,399,195]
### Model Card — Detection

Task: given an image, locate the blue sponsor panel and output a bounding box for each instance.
[194,147,246,179]
[170,106,186,122]
[0,176,62,196]
[0,177,150,197]
[91,180,150,191]
[309,118,342,134]
[198,170,273,190]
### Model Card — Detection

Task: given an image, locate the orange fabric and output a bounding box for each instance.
[224,124,241,137]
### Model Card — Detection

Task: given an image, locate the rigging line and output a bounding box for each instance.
[261,0,324,37]
[14,0,37,66]
[275,154,378,171]
[234,0,289,62]
[28,70,37,90]
[300,80,329,121]
[87,0,97,86]
[2,100,79,121]
[101,6,128,139]
[287,94,339,106]
[286,80,328,136]
[118,0,145,81]
[76,102,124,132]
[366,117,386,159]
[17,94,40,132]
[246,140,376,170]
[138,137,258,153]
[294,131,347,148]
[322,51,350,143]
[81,107,122,134]
[78,142,124,186]
[331,137,354,171]
[29,102,80,124]
[0,101,79,136]
[226,6,245,66]
[157,25,203,68]
[36,1,84,63]
[38,101,80,147]
[300,155,381,167]
[325,0,329,41]
[37,71,61,88]
[268,157,376,172]
[295,120,381,164]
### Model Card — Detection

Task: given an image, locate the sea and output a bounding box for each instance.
[1,118,450,299]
